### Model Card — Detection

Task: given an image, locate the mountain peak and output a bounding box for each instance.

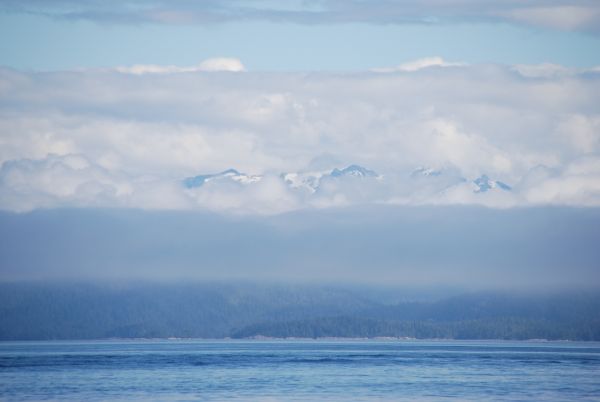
[184,168,260,188]
[330,165,378,178]
[473,175,511,193]
[221,168,241,176]
[411,166,442,177]
[282,164,379,193]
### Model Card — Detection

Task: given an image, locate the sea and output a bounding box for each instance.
[1,339,599,401]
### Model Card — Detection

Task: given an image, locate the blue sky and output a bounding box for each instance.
[1,1,600,71]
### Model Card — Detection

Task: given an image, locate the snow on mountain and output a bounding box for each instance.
[330,165,379,178]
[183,166,511,202]
[184,166,369,193]
[410,166,442,177]
[410,167,511,195]
[472,175,511,193]
[282,171,325,193]
[282,165,381,193]
[183,169,262,188]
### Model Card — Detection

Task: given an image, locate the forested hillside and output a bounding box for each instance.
[1,283,599,341]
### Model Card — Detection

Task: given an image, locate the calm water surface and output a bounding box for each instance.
[1,339,599,401]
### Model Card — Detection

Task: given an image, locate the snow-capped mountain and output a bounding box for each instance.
[330,165,379,178]
[472,175,511,193]
[183,166,511,200]
[183,169,262,188]
[283,165,381,193]
[411,166,442,177]
[410,167,511,195]
[282,171,324,193]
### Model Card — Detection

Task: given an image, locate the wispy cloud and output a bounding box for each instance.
[2,0,600,33]
[1,60,599,213]
[371,57,465,72]
[114,58,246,74]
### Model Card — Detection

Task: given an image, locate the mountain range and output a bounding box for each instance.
[183,165,511,195]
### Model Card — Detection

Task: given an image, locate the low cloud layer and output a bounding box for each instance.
[1,207,599,289]
[2,0,600,33]
[1,60,600,213]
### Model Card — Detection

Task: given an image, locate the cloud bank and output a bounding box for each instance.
[2,0,600,33]
[2,207,599,289]
[1,60,600,213]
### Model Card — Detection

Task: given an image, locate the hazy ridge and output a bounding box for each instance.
[2,283,599,341]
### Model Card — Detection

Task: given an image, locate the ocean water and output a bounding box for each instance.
[1,340,599,401]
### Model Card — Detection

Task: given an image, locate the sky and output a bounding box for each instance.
[1,0,600,71]
[0,0,599,288]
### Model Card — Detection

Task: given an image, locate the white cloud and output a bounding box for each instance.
[511,63,600,79]
[0,154,130,212]
[114,58,246,74]
[0,153,197,212]
[197,58,246,72]
[432,181,520,209]
[371,57,464,73]
[507,5,600,32]
[511,63,573,78]
[185,174,300,215]
[419,119,513,178]
[555,114,600,154]
[0,62,599,213]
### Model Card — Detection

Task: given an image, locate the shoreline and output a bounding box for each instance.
[0,337,591,343]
